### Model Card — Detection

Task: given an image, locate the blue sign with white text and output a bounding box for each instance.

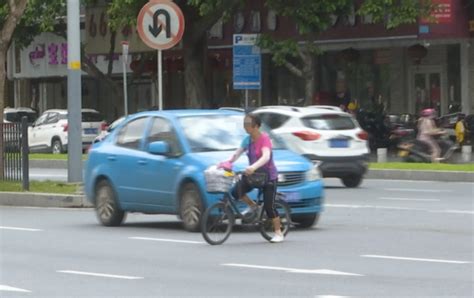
[233,34,261,90]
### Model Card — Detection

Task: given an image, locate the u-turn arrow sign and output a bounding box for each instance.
[137,0,185,50]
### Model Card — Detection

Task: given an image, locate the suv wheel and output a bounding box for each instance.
[52,139,63,154]
[293,213,320,228]
[179,183,203,232]
[341,175,362,188]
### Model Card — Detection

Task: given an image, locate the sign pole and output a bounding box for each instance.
[122,41,129,116]
[245,90,248,109]
[158,49,163,110]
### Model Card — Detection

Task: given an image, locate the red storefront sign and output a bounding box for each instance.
[422,0,452,24]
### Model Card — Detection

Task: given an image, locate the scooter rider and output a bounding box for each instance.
[417,108,443,162]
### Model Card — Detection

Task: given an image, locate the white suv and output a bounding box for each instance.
[252,106,370,187]
[28,109,107,154]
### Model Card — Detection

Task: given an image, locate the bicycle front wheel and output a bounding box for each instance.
[259,199,291,242]
[201,202,234,245]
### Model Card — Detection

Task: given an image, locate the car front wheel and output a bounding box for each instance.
[179,183,203,232]
[95,180,125,226]
[292,213,320,228]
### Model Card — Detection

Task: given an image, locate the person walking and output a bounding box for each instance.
[417,108,442,162]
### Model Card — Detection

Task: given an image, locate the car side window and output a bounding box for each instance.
[34,113,49,126]
[45,113,59,125]
[260,112,289,129]
[116,117,148,150]
[147,117,182,157]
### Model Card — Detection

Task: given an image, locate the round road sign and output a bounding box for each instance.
[137,0,185,50]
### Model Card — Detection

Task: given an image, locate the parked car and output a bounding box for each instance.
[84,109,325,231]
[29,108,107,154]
[252,105,369,187]
[3,107,38,125]
[93,115,127,143]
[3,107,38,152]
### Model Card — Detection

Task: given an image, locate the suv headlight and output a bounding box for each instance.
[306,165,321,181]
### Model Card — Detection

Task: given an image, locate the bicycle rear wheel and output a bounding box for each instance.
[201,202,234,245]
[259,199,291,242]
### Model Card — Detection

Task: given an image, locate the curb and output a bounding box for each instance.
[365,169,474,183]
[30,159,79,169]
[0,192,92,208]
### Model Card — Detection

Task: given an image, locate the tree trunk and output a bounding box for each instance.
[303,55,315,106]
[182,31,208,108]
[0,0,29,179]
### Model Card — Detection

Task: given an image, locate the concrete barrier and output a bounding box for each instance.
[377,148,388,163]
[462,145,472,163]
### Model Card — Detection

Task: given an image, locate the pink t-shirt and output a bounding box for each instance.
[241,132,278,181]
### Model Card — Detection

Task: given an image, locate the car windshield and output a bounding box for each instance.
[302,114,356,130]
[179,114,286,153]
[4,111,37,124]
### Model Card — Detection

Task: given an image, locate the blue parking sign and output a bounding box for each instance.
[233,34,261,90]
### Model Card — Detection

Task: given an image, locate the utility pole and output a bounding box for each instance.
[67,0,83,182]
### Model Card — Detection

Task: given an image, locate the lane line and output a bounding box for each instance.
[326,204,473,215]
[0,226,42,232]
[378,197,440,202]
[361,255,471,264]
[129,236,205,244]
[429,210,474,215]
[222,263,363,276]
[57,270,144,280]
[0,285,31,293]
[383,188,452,193]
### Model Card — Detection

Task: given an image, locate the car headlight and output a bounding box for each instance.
[306,164,321,181]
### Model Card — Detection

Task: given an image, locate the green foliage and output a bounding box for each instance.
[1,0,67,48]
[0,180,79,194]
[358,0,434,29]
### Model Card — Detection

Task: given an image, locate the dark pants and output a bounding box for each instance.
[231,175,279,219]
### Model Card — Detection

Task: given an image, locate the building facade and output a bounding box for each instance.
[7,0,474,121]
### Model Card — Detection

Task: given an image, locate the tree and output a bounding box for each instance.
[260,0,434,106]
[0,0,28,178]
[107,0,243,107]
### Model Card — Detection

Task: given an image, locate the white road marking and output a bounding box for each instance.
[383,188,452,193]
[57,270,144,280]
[378,197,440,202]
[0,285,31,293]
[129,236,205,244]
[0,226,42,232]
[361,255,471,264]
[326,204,473,215]
[429,210,474,215]
[222,263,363,276]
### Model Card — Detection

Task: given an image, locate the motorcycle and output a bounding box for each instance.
[397,131,459,163]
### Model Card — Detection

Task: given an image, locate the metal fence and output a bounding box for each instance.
[1,117,29,189]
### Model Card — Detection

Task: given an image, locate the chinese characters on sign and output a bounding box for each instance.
[423,0,452,24]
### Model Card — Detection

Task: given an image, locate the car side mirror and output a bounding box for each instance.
[148,141,170,155]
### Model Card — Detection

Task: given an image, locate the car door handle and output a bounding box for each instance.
[107,155,116,161]
[137,159,148,165]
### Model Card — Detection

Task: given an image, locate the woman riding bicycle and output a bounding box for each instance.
[219,113,284,243]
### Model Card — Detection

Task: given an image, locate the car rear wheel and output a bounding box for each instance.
[179,183,203,232]
[95,180,125,226]
[341,175,362,188]
[293,213,320,228]
[52,139,63,154]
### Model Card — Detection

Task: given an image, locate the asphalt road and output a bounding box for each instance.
[0,179,472,297]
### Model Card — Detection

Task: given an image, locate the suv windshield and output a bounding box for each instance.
[4,111,37,124]
[179,114,286,153]
[302,114,356,130]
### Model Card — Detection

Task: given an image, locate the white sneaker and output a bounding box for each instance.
[270,233,284,243]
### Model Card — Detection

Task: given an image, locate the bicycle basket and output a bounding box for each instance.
[204,166,235,193]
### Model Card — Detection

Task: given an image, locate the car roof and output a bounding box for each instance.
[4,107,37,113]
[132,109,245,118]
[253,106,348,117]
[42,108,100,114]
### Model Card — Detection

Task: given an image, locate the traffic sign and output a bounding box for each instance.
[137,0,185,50]
[233,34,261,90]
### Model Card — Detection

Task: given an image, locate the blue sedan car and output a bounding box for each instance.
[84,109,324,231]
